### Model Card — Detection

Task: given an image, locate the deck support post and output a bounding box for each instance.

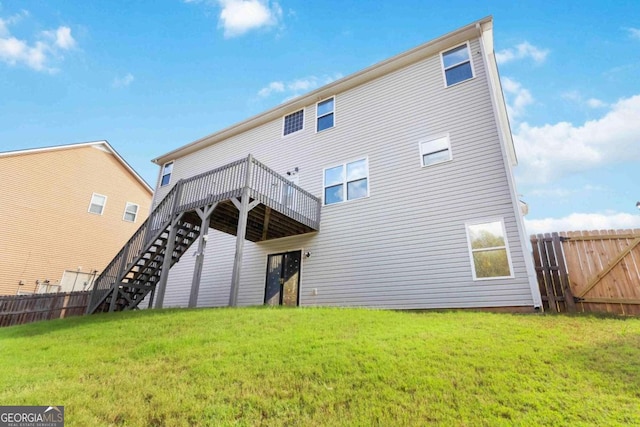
[229,155,256,307]
[155,213,183,309]
[189,203,218,308]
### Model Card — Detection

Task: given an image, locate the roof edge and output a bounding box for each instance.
[152,16,494,165]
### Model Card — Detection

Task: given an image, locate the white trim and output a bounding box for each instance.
[88,193,107,215]
[322,156,369,206]
[440,41,475,88]
[123,202,139,222]
[478,25,542,307]
[418,133,453,167]
[316,96,336,133]
[282,108,305,137]
[160,161,174,187]
[465,217,515,281]
[0,140,153,194]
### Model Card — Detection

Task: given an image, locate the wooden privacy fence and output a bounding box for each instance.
[0,291,90,327]
[532,230,640,315]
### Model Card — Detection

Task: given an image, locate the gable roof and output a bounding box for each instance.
[0,140,153,194]
[152,15,515,166]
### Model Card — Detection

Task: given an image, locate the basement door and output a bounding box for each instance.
[264,251,301,306]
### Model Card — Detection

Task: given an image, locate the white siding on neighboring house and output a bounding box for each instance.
[153,35,538,310]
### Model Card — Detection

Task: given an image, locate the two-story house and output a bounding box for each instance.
[87,17,542,314]
[0,141,153,295]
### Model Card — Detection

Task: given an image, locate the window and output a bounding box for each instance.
[160,162,173,187]
[441,43,474,87]
[88,193,107,215]
[323,158,368,205]
[317,97,335,132]
[419,135,452,166]
[283,109,304,136]
[123,202,139,222]
[466,220,513,279]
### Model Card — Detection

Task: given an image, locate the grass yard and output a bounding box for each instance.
[1,307,639,426]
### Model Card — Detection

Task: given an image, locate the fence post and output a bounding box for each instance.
[552,232,576,312]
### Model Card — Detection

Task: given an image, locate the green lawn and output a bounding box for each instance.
[1,307,639,426]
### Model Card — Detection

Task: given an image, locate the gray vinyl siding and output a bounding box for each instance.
[155,37,536,310]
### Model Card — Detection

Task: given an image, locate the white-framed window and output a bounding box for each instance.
[323,158,368,205]
[123,202,139,222]
[160,161,173,187]
[441,42,474,87]
[419,134,452,167]
[283,109,304,136]
[316,97,335,132]
[88,193,107,215]
[465,219,514,280]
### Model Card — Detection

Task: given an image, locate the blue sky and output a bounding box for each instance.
[1,0,639,234]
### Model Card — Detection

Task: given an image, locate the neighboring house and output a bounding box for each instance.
[88,17,542,314]
[0,141,153,295]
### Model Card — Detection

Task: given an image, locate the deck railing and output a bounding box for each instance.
[87,155,321,314]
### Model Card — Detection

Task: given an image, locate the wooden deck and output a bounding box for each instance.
[87,155,321,314]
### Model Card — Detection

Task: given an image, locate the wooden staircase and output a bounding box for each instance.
[90,216,200,313]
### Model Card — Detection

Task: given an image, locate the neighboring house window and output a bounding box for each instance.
[419,134,452,167]
[317,97,335,132]
[123,202,139,222]
[466,219,513,280]
[160,161,173,187]
[323,158,368,205]
[283,109,304,136]
[88,193,107,215]
[441,43,474,87]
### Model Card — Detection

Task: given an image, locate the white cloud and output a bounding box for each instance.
[525,212,640,235]
[514,94,640,184]
[217,0,282,38]
[626,27,640,40]
[501,77,533,120]
[257,73,343,100]
[561,91,608,109]
[257,81,284,97]
[586,98,607,109]
[53,26,75,49]
[0,12,75,72]
[112,73,134,88]
[496,41,549,65]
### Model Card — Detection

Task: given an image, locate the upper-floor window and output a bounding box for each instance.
[88,193,107,215]
[465,219,514,280]
[323,158,368,205]
[419,134,452,167]
[160,162,173,187]
[441,43,474,87]
[317,97,335,132]
[123,202,139,222]
[283,109,304,136]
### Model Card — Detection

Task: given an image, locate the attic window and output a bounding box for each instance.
[283,109,304,136]
[317,97,335,132]
[160,162,173,187]
[442,43,474,87]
